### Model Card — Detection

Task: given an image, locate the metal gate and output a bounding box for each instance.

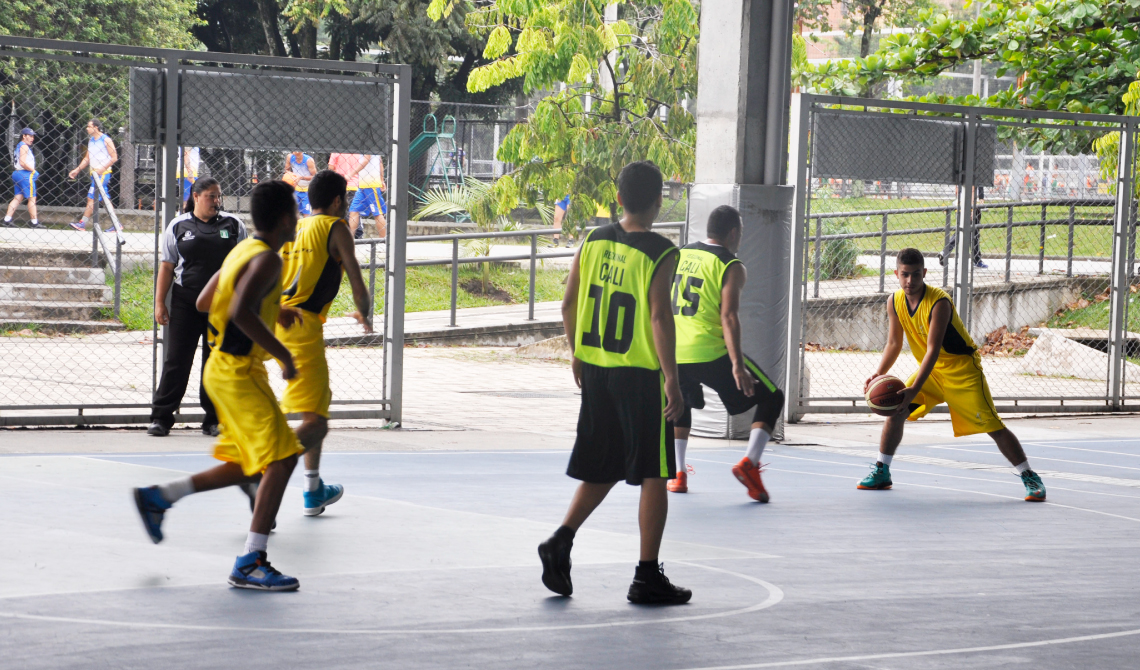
[787,94,1140,419]
[0,36,409,426]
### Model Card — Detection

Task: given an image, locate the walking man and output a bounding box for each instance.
[68,118,118,232]
[3,128,39,228]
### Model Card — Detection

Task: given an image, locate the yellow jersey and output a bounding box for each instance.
[280,214,346,321]
[206,237,282,360]
[893,284,977,366]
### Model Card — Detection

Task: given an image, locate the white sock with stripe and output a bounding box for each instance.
[745,428,770,465]
[304,469,321,492]
[675,439,688,474]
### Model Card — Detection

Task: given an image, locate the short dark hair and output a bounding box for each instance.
[308,170,347,211]
[897,248,925,267]
[184,177,220,213]
[88,118,104,133]
[250,180,296,233]
[707,205,742,241]
[617,161,663,215]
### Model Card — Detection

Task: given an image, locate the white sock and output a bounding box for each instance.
[3,216,11,222]
[30,218,37,225]
[745,428,770,465]
[304,469,321,492]
[1014,461,1031,474]
[674,439,688,474]
[244,531,269,555]
[877,453,893,466]
[81,215,89,224]
[158,477,194,504]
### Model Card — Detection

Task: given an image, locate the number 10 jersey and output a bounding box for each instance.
[574,223,677,370]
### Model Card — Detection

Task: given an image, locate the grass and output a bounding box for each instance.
[107,262,570,331]
[1046,290,1140,332]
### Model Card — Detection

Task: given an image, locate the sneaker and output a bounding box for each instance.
[667,470,688,493]
[132,486,171,543]
[1,219,13,228]
[228,551,299,591]
[201,423,219,437]
[68,221,86,231]
[975,260,989,269]
[538,532,573,596]
[29,220,42,229]
[731,457,769,502]
[937,252,945,267]
[857,462,893,490]
[146,421,169,437]
[302,480,344,516]
[1021,470,1046,502]
[627,563,692,605]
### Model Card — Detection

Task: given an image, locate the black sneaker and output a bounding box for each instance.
[1,219,13,228]
[937,252,945,267]
[538,533,573,596]
[627,563,692,605]
[202,423,220,437]
[147,422,170,437]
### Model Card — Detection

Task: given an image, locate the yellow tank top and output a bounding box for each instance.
[673,242,741,364]
[206,237,283,360]
[280,214,346,321]
[893,284,977,365]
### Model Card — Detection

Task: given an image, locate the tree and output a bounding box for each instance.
[798,0,937,58]
[799,0,1140,113]
[427,0,699,230]
[194,0,271,54]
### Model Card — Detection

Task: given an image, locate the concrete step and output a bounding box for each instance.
[0,283,110,302]
[0,318,125,334]
[0,300,112,321]
[0,246,104,268]
[0,266,106,284]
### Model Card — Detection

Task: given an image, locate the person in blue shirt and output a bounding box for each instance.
[285,151,316,216]
[3,128,39,228]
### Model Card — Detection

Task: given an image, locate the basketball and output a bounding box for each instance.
[865,374,906,416]
[282,171,299,186]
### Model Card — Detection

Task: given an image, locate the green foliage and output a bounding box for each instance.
[429,0,699,232]
[1092,80,1140,196]
[0,0,200,47]
[800,0,1140,108]
[819,220,862,280]
[797,0,938,58]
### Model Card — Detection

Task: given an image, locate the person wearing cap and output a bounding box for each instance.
[67,118,118,232]
[3,128,40,229]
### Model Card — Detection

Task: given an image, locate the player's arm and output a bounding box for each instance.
[69,151,90,178]
[101,137,118,172]
[650,252,683,422]
[562,244,583,387]
[346,155,367,179]
[19,145,34,172]
[229,251,296,379]
[154,262,175,325]
[895,299,950,412]
[867,296,904,391]
[196,271,220,313]
[306,157,317,176]
[720,263,754,397]
[328,219,373,333]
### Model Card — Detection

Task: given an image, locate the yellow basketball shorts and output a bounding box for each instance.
[204,351,303,476]
[906,354,1005,437]
[276,309,332,417]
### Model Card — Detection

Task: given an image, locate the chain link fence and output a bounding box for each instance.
[0,36,409,426]
[789,95,1140,417]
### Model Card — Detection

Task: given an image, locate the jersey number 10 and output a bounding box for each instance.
[581,284,636,354]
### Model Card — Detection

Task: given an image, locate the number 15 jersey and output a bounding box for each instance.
[574,223,677,370]
[673,242,742,364]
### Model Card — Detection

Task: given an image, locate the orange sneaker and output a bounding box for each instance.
[731,457,769,502]
[667,470,688,493]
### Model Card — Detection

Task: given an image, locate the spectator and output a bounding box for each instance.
[67,118,118,232]
[285,151,316,216]
[148,177,248,437]
[180,146,200,203]
[939,186,988,270]
[349,153,387,239]
[3,127,40,229]
[328,152,366,235]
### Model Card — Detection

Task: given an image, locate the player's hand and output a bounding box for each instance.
[571,357,583,388]
[350,310,373,334]
[154,303,169,326]
[894,386,921,415]
[280,353,297,381]
[733,363,755,397]
[68,169,79,179]
[864,373,882,393]
[663,377,684,422]
[277,306,302,329]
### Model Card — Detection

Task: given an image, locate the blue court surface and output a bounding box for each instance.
[3,432,1140,669]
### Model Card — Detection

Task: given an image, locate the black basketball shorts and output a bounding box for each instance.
[676,354,784,429]
[567,361,675,486]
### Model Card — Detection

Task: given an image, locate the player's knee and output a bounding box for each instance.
[752,387,784,427]
[676,405,692,429]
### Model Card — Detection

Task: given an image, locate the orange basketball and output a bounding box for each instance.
[282,171,299,186]
[865,375,906,416]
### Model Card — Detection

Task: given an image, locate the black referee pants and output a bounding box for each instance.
[150,283,217,429]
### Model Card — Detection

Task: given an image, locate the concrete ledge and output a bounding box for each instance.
[406,320,564,347]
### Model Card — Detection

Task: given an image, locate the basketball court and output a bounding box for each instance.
[3,415,1140,669]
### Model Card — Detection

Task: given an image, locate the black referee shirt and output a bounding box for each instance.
[160,211,248,292]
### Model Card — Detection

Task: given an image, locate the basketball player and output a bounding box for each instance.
[68,118,118,232]
[538,161,691,605]
[348,153,387,239]
[859,247,1046,501]
[276,170,373,516]
[668,205,784,501]
[132,180,305,590]
[285,151,317,216]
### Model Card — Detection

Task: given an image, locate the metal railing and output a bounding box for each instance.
[90,174,126,317]
[808,197,1117,298]
[355,221,687,330]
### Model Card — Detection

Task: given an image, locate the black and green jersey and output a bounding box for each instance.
[574,223,677,370]
[673,242,742,364]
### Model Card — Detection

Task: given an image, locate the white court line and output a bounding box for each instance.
[0,561,783,635]
[1025,442,1140,458]
[676,626,1140,669]
[912,444,1140,473]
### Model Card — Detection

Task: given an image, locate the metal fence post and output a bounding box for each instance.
[368,240,377,321]
[812,216,822,298]
[943,208,952,288]
[1004,205,1013,283]
[450,237,459,327]
[528,233,537,321]
[1067,204,1075,277]
[114,241,122,317]
[784,92,811,424]
[90,201,99,268]
[384,65,411,425]
[954,115,978,329]
[879,212,888,293]
[1038,203,1047,274]
[1108,121,1136,408]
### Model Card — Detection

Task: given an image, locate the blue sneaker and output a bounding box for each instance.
[303,480,344,516]
[132,486,171,543]
[228,551,299,591]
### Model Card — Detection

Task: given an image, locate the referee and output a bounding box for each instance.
[148,177,247,436]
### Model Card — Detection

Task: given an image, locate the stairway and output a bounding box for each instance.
[0,247,125,333]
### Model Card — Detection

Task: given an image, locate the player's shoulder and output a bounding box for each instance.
[683,241,738,265]
[924,283,951,303]
[166,212,193,233]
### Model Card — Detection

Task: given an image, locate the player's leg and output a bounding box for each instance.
[861,374,943,490]
[4,193,23,224]
[990,428,1046,501]
[374,188,388,238]
[148,285,204,435]
[70,176,98,230]
[348,189,367,236]
[669,365,701,493]
[25,195,37,225]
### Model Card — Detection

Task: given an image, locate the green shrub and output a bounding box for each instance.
[820,219,860,280]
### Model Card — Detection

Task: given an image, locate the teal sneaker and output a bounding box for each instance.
[1021,470,1046,502]
[302,480,344,516]
[228,551,299,591]
[857,462,893,490]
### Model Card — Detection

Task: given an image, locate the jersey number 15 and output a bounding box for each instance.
[671,275,703,316]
